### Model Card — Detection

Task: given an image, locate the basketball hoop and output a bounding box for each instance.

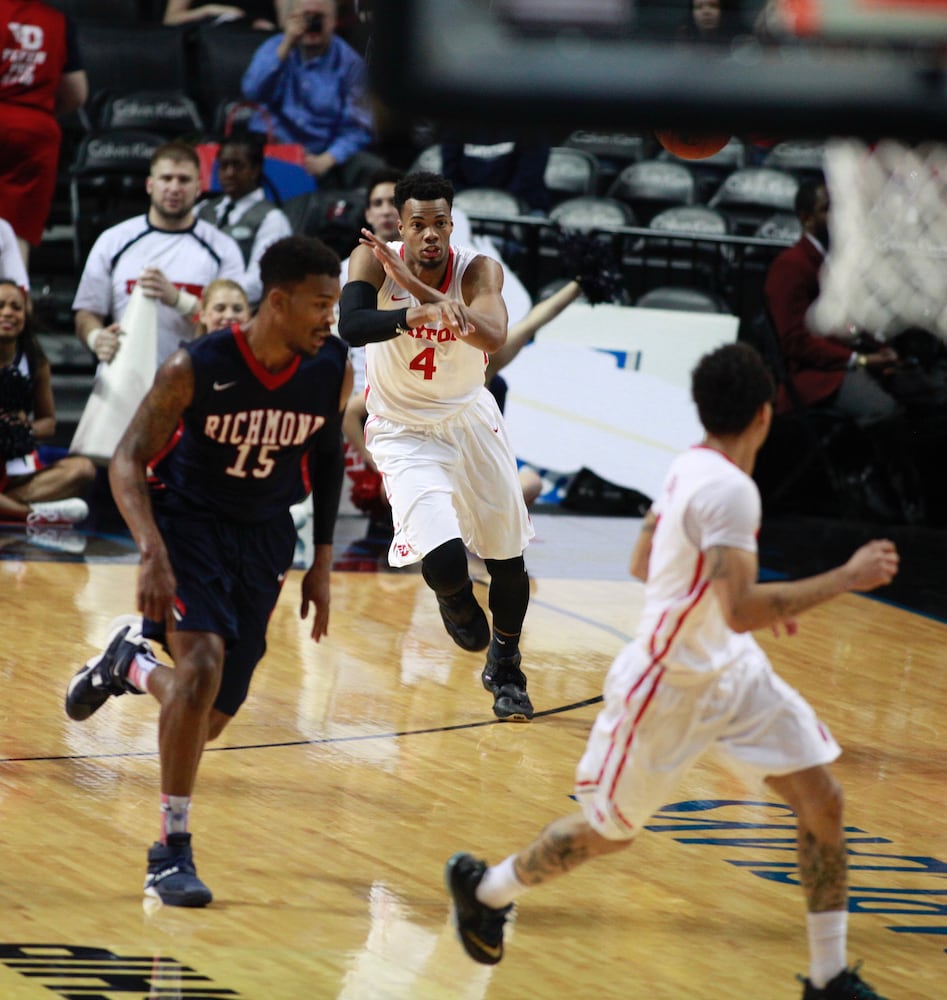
[810,138,947,340]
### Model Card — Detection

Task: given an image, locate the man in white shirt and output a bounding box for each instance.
[444,342,899,1000]
[197,135,293,305]
[73,141,245,367]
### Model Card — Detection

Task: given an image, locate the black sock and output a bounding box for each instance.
[490,629,519,661]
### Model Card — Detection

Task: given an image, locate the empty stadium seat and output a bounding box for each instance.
[645,204,734,277]
[564,130,650,190]
[79,24,188,124]
[452,188,528,218]
[98,90,204,138]
[752,211,803,244]
[408,144,444,175]
[636,285,732,313]
[544,147,600,205]
[212,98,257,137]
[762,140,827,183]
[709,167,799,235]
[549,195,637,232]
[648,204,730,238]
[607,160,698,224]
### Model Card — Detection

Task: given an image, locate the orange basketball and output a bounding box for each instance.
[654,130,731,160]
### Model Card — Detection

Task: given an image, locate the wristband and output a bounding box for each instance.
[86,328,104,353]
[174,289,200,317]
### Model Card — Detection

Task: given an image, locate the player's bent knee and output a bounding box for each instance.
[421,537,470,595]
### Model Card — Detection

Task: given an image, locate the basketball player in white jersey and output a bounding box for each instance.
[444,343,898,1000]
[338,171,535,721]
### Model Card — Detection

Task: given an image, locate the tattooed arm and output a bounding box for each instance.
[109,349,195,627]
[707,540,899,634]
[629,509,657,581]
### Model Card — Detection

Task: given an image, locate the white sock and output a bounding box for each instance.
[475,855,528,909]
[807,910,848,988]
[160,794,191,841]
[127,650,157,694]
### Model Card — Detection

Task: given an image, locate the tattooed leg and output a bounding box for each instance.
[513,812,632,888]
[797,823,848,912]
[767,765,847,913]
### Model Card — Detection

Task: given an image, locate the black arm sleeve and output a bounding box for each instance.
[307,408,345,546]
[338,280,410,348]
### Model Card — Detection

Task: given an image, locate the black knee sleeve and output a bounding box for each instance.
[484,556,529,635]
[421,538,470,597]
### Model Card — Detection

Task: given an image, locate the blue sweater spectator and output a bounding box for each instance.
[241,0,384,190]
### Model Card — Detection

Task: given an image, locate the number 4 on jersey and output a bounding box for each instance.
[409,346,437,380]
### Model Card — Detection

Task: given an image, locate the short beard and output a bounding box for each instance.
[153,203,194,225]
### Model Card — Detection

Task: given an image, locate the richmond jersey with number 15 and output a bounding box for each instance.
[148,325,348,523]
[365,243,488,427]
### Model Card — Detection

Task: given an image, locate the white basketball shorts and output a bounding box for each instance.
[574,643,842,840]
[365,389,534,568]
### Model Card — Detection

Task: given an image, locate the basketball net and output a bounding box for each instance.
[810,138,947,341]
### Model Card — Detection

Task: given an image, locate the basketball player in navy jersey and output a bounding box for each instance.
[338,171,534,721]
[65,235,353,907]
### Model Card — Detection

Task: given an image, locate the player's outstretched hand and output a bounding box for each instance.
[300,564,331,642]
[359,227,408,281]
[843,539,899,592]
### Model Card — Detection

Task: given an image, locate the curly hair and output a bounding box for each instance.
[394,172,454,213]
[691,342,774,435]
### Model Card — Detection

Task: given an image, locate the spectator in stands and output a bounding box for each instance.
[440,131,552,215]
[0,219,29,294]
[0,279,94,524]
[677,0,743,41]
[764,179,903,425]
[73,141,245,369]
[241,0,385,190]
[0,2,87,268]
[163,1,284,28]
[196,278,250,335]
[197,134,293,305]
[763,178,947,523]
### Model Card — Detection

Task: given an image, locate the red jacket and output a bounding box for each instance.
[764,235,854,412]
[0,1,69,114]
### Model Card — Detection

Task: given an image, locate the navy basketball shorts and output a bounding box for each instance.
[142,506,297,716]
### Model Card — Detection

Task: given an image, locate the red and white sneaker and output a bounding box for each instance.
[26,498,89,525]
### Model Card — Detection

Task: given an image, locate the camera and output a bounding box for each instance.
[306,13,324,32]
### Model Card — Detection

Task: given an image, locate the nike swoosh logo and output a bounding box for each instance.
[213,381,237,391]
[391,294,411,301]
[467,932,503,961]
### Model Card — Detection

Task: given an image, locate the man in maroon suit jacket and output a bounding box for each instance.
[764,180,899,423]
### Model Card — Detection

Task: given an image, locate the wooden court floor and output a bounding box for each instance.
[0,513,944,999]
